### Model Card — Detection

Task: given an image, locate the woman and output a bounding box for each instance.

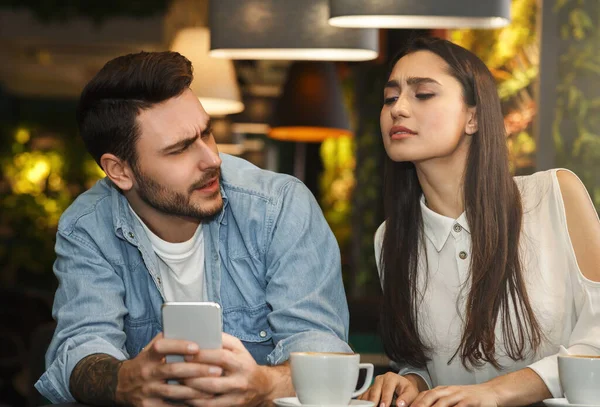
[359,37,600,407]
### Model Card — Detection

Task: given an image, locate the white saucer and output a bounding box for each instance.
[274,397,375,407]
[544,398,600,407]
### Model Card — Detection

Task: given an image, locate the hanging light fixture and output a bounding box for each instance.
[269,61,351,180]
[208,0,378,61]
[328,0,511,29]
[170,27,244,116]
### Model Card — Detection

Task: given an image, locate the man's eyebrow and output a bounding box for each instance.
[160,134,199,154]
[201,118,213,135]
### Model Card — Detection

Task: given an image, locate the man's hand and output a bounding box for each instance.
[115,333,222,407]
[182,333,293,407]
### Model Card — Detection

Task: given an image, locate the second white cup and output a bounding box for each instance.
[290,352,374,406]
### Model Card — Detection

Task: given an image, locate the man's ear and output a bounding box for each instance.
[100,153,135,191]
[465,106,478,135]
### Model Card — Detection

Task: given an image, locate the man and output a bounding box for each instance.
[35,51,351,406]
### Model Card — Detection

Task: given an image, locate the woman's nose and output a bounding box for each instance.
[391,96,410,118]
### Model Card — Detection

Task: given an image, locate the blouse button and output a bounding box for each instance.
[453,224,462,233]
[459,251,468,260]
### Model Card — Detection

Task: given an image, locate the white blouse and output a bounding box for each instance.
[374,169,600,398]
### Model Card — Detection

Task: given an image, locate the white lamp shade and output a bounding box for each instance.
[209,0,378,61]
[171,27,244,116]
[328,0,511,29]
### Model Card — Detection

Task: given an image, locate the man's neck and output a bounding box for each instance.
[126,196,200,243]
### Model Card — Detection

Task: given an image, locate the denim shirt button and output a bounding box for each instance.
[128,232,134,239]
[259,330,267,338]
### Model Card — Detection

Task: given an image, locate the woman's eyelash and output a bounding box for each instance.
[383,93,434,104]
[416,93,434,100]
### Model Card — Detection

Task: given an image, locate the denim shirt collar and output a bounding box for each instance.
[108,177,230,303]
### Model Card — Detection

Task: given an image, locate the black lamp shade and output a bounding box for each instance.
[328,0,511,29]
[209,0,378,61]
[269,62,351,142]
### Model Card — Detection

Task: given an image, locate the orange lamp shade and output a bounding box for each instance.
[269,61,352,143]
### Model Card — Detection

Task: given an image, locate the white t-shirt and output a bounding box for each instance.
[374,169,600,398]
[129,206,206,302]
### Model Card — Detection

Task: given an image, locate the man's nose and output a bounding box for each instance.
[197,143,221,171]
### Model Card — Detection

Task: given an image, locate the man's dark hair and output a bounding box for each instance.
[76,51,193,168]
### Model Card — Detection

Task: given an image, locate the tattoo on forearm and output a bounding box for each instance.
[69,353,123,406]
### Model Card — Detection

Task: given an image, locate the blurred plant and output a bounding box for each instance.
[346,62,387,297]
[320,135,355,249]
[0,125,104,289]
[552,0,600,210]
[451,0,538,174]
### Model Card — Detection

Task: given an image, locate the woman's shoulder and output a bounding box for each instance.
[517,168,600,283]
[513,168,557,190]
[513,168,588,203]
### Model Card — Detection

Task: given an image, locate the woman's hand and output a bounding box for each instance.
[411,384,500,407]
[358,372,422,407]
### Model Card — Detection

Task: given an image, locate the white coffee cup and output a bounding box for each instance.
[558,354,600,405]
[290,352,374,406]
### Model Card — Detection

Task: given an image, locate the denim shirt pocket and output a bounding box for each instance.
[223,303,274,364]
[123,315,161,357]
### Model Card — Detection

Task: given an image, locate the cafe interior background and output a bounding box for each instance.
[0,0,599,405]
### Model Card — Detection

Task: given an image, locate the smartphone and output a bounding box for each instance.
[161,301,223,364]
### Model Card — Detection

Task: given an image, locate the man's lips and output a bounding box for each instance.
[196,177,218,190]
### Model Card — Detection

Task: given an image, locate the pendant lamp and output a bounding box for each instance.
[269,61,351,180]
[328,0,511,29]
[209,0,378,61]
[170,27,244,116]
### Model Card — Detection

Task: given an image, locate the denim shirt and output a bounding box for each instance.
[35,154,351,404]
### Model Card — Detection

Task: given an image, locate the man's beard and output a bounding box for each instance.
[132,165,223,221]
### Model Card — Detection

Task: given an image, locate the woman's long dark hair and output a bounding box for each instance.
[379,37,543,369]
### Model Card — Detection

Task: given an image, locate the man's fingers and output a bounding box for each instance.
[150,382,213,401]
[187,349,242,372]
[146,333,164,348]
[148,338,199,359]
[186,392,246,407]
[153,362,220,381]
[182,376,242,395]
[221,332,244,351]
[148,399,191,407]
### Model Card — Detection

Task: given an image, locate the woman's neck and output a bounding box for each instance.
[415,154,467,219]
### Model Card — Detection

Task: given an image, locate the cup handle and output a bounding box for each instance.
[352,363,375,398]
